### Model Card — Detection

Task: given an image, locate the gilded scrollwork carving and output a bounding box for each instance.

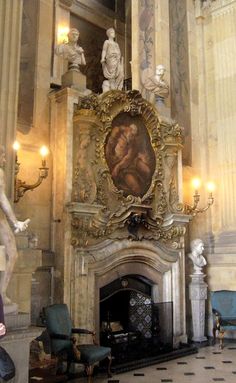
[70,90,185,249]
[76,93,99,113]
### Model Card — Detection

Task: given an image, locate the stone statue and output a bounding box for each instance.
[188,238,207,275]
[55,28,86,71]
[0,145,30,305]
[143,64,169,104]
[101,27,124,92]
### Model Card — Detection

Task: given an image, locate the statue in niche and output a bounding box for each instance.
[143,64,169,105]
[188,238,207,275]
[0,146,30,307]
[105,113,155,197]
[55,28,86,71]
[74,133,96,203]
[101,28,124,92]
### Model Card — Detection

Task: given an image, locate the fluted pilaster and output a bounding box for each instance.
[0,0,23,198]
[212,2,236,230]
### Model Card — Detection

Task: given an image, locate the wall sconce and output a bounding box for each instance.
[14,142,49,203]
[185,178,215,216]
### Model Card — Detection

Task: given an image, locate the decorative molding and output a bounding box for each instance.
[59,0,73,7]
[196,0,236,16]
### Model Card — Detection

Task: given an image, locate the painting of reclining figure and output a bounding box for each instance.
[105,112,156,197]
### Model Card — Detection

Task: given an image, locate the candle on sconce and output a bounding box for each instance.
[57,25,69,44]
[39,146,49,167]
[13,141,20,152]
[13,141,20,158]
[206,182,215,194]
[192,178,201,193]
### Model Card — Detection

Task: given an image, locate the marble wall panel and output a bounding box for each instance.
[17,0,39,134]
[169,0,191,165]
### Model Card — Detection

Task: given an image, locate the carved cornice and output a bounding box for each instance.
[196,0,236,17]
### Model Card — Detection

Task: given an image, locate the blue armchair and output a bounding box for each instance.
[211,290,236,349]
[44,303,112,382]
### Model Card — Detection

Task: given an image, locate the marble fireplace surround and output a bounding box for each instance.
[50,88,190,349]
[72,238,187,348]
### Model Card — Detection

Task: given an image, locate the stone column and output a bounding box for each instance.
[0,0,23,198]
[50,88,80,305]
[189,273,208,342]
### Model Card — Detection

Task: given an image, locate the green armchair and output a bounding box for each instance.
[44,303,112,382]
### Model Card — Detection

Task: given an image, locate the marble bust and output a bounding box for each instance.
[188,238,207,275]
[101,27,124,92]
[143,64,169,102]
[55,28,86,71]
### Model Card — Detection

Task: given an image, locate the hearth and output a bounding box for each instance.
[100,275,173,365]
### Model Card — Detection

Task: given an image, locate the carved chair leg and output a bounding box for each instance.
[107,353,112,378]
[219,330,225,349]
[86,364,94,383]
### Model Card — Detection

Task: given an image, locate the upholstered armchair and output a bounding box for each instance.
[44,303,112,382]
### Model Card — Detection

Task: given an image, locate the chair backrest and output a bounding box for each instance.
[210,290,236,318]
[44,303,73,354]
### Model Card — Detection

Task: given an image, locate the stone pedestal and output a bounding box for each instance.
[189,273,208,342]
[0,327,42,383]
[7,248,42,313]
[62,69,88,93]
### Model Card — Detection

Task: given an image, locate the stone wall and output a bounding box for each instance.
[186,0,236,302]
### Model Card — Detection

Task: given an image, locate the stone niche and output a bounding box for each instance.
[51,89,190,347]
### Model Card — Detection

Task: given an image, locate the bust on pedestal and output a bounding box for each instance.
[143,64,169,115]
[188,238,208,342]
[55,28,90,93]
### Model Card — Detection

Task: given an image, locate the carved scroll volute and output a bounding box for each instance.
[161,120,184,213]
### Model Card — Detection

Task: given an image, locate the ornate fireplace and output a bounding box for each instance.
[50,88,190,350]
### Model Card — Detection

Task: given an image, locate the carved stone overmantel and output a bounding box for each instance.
[51,88,190,347]
[69,90,186,249]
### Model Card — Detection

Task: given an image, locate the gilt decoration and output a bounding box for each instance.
[69,90,185,248]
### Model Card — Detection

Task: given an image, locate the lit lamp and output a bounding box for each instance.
[57,25,69,44]
[185,177,215,216]
[14,143,49,203]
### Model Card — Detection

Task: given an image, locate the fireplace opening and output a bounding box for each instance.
[100,275,173,365]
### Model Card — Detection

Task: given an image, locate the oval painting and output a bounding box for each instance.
[105,112,156,197]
